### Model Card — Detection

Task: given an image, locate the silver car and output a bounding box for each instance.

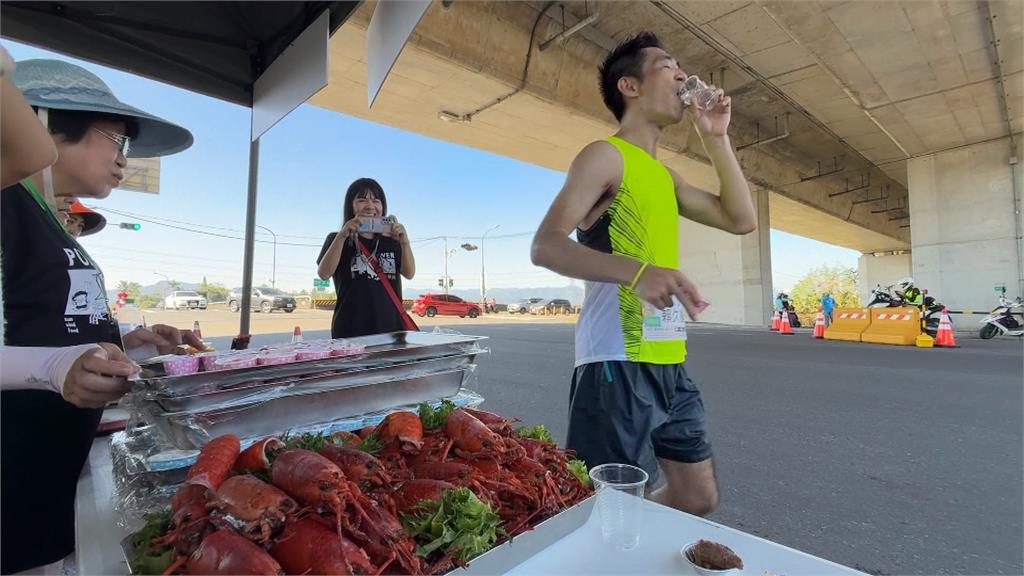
[508,297,545,314]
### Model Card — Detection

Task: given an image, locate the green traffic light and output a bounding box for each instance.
[132,223,141,230]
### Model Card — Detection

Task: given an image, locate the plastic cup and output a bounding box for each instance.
[589,463,649,550]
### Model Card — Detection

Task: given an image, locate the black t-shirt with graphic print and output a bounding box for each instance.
[317,232,403,339]
[1,183,120,573]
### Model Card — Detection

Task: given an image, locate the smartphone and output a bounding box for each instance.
[357,217,393,235]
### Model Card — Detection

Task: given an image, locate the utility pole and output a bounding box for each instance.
[480,225,499,311]
[441,237,456,294]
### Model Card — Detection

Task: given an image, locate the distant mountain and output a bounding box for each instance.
[105,280,201,302]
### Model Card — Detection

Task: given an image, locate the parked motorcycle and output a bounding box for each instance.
[866,283,947,337]
[979,291,1024,339]
[867,284,902,308]
[776,293,802,328]
[920,295,946,337]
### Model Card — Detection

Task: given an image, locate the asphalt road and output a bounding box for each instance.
[209,324,1023,575]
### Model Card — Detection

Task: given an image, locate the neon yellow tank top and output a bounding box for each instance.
[574,136,687,365]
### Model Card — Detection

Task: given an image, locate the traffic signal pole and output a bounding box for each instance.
[443,237,449,295]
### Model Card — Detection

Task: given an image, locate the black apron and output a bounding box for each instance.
[1,182,121,574]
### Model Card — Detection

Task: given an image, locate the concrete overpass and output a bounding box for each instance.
[310,0,1022,323]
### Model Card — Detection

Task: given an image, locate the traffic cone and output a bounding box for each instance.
[778,309,794,335]
[812,308,825,338]
[770,309,781,331]
[934,308,957,347]
[292,326,303,344]
[192,320,203,341]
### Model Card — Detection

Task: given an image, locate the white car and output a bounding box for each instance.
[164,290,207,310]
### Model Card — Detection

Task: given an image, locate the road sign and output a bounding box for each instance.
[314,278,330,289]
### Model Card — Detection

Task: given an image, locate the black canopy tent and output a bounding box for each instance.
[1,1,362,339]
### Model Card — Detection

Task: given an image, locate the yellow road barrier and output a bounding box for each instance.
[823,308,872,342]
[860,307,922,346]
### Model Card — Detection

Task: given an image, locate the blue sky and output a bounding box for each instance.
[5,40,857,295]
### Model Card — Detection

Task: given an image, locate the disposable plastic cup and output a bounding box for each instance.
[589,463,648,550]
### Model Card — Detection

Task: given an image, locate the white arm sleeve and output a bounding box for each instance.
[0,344,102,394]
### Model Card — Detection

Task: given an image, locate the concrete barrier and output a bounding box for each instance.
[860,307,922,346]
[823,308,872,342]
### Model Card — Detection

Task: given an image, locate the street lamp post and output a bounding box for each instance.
[255,224,277,288]
[480,225,499,311]
[153,271,174,289]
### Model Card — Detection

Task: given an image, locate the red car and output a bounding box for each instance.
[411,294,481,318]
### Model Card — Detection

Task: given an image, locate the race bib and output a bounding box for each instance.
[642,297,687,341]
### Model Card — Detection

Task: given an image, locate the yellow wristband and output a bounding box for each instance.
[628,262,649,290]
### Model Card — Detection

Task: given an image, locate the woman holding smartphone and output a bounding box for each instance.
[316,178,416,338]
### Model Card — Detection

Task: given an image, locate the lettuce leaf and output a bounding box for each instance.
[516,424,554,443]
[127,509,173,575]
[567,459,592,487]
[400,487,503,563]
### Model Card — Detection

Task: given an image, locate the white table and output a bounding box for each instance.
[74,438,862,575]
[507,499,862,575]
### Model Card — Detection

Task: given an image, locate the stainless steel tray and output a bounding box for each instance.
[147,353,478,413]
[448,496,595,575]
[134,331,487,399]
[146,368,471,449]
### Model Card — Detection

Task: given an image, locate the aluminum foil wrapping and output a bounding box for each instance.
[135,359,477,449]
[132,331,488,399]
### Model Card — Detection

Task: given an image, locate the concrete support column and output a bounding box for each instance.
[744,187,773,325]
[907,137,1024,312]
[857,252,912,305]
[680,187,771,326]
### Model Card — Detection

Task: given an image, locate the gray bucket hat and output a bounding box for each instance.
[12,59,193,158]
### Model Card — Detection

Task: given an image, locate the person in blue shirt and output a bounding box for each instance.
[774,291,786,312]
[821,292,836,326]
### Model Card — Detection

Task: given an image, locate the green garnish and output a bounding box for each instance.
[355,431,383,455]
[400,487,504,563]
[419,399,457,430]
[128,509,173,575]
[516,424,554,443]
[567,459,591,487]
[268,430,382,461]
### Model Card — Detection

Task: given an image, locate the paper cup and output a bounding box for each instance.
[163,355,199,376]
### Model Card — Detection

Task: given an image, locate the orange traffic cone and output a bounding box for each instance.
[934,308,957,347]
[292,326,303,344]
[192,320,203,341]
[813,308,825,338]
[770,309,781,331]
[779,309,794,335]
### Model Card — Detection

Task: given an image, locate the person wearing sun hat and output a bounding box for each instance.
[0,58,199,574]
[57,198,107,237]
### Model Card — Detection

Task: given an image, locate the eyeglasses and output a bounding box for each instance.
[92,127,131,157]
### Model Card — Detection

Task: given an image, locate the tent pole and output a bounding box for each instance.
[238,136,260,343]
